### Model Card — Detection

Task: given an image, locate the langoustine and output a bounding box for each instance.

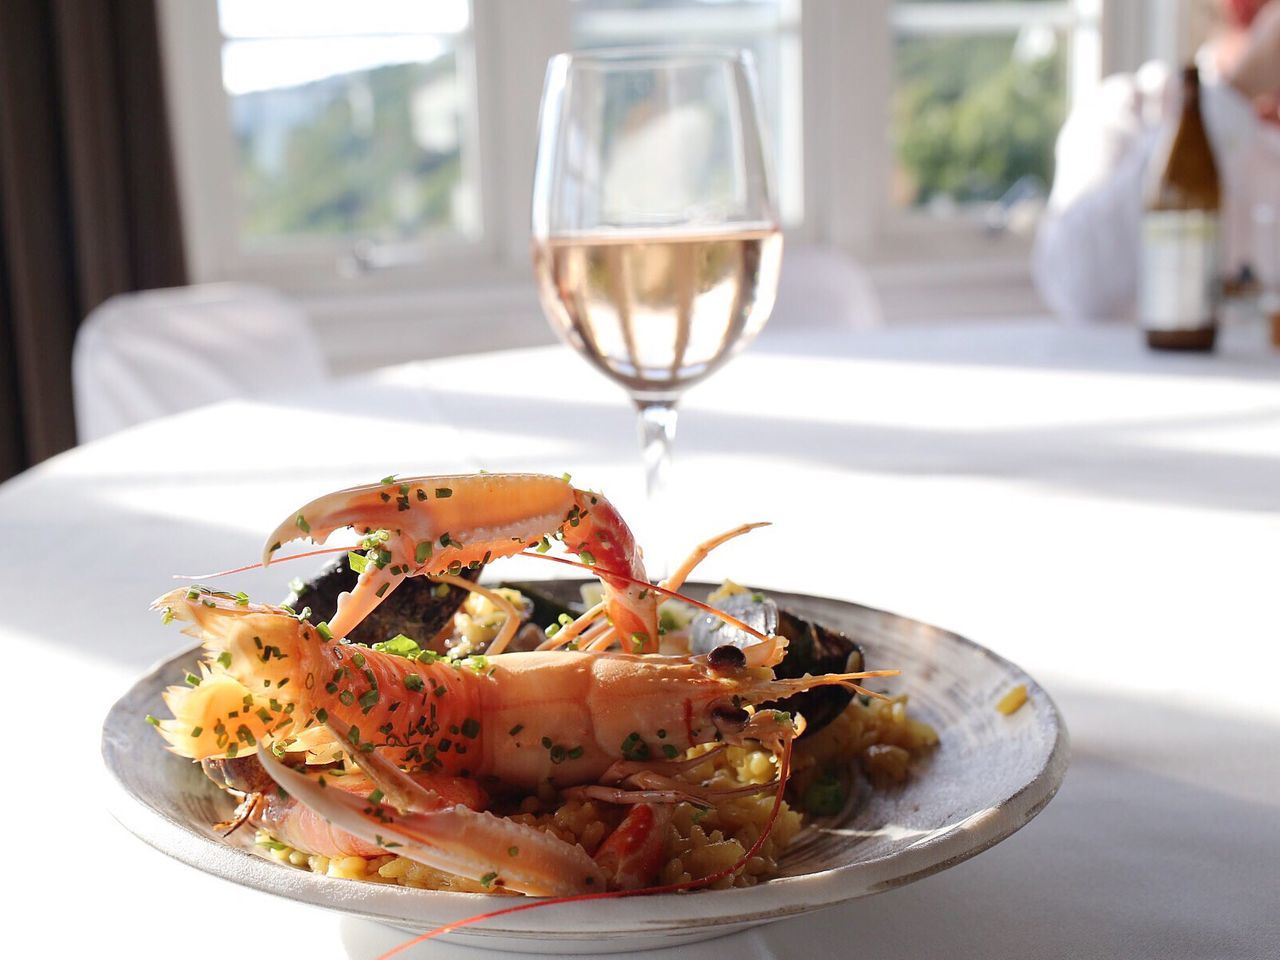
[260,472,659,652]
[151,472,895,897]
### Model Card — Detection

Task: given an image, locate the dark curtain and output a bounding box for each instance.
[0,0,187,480]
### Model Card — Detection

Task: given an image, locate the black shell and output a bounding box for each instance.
[285,557,481,646]
[690,590,865,736]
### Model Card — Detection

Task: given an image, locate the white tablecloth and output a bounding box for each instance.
[4,321,1278,959]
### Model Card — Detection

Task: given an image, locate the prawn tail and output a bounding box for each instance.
[150,587,319,761]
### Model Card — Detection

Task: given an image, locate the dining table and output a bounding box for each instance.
[4,318,1278,959]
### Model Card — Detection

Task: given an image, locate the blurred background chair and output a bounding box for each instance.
[766,245,884,333]
[72,283,328,442]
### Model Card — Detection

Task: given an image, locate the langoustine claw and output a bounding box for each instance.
[261,473,660,651]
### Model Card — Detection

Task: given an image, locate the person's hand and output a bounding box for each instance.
[1228,0,1280,105]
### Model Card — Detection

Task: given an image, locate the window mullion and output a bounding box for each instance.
[805,0,891,257]
[158,0,241,282]
[481,0,572,272]
[467,0,507,270]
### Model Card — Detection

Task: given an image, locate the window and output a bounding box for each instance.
[570,0,804,226]
[890,0,1102,233]
[160,0,1162,346]
[218,0,480,255]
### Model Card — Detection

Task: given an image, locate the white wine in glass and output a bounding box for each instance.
[533,224,781,397]
[531,49,781,555]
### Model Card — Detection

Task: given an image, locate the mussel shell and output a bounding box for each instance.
[285,557,481,646]
[690,591,865,736]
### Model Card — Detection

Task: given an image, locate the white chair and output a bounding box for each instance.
[766,244,883,332]
[73,283,328,442]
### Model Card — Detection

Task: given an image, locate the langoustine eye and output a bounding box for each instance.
[706,644,747,672]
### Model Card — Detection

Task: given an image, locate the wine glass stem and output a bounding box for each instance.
[636,399,679,577]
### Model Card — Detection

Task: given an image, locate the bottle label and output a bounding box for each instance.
[1139,210,1219,330]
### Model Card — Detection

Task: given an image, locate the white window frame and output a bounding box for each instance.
[158,0,1184,359]
[160,1,562,291]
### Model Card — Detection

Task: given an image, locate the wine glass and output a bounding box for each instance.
[531,48,782,562]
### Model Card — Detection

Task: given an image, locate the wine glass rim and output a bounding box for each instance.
[552,46,754,71]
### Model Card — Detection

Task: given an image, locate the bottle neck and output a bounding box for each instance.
[1180,66,1201,112]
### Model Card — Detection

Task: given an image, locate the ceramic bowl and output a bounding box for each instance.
[102,583,1068,953]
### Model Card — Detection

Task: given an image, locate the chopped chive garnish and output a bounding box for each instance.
[217,651,232,669]
[461,717,480,738]
[415,541,432,564]
[295,514,310,533]
[621,732,649,760]
[145,714,160,727]
[316,622,333,641]
[509,723,523,736]
[661,744,679,759]
[348,551,369,574]
[434,487,453,498]
[368,788,384,804]
[508,846,519,857]
[190,726,203,737]
[480,871,497,888]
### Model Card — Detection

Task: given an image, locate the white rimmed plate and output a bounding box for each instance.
[102,583,1068,954]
